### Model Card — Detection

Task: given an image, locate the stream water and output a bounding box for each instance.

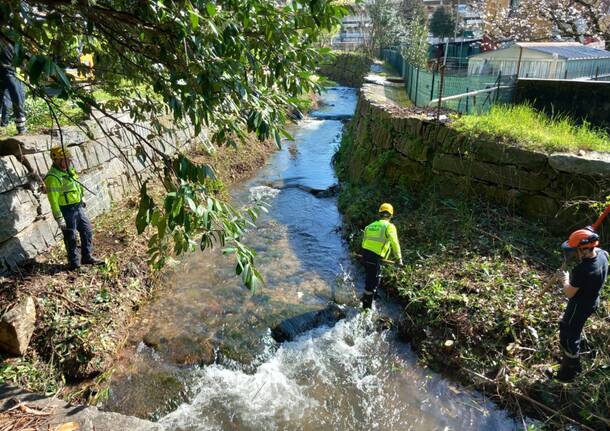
[104,88,527,430]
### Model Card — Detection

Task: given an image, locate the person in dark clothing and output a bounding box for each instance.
[556,228,608,382]
[1,89,10,127]
[1,81,25,127]
[0,38,26,134]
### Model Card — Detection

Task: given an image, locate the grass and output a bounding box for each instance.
[335,129,610,430]
[452,104,610,153]
[0,86,147,138]
[0,96,87,137]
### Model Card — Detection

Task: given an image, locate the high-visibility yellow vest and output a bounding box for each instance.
[362,219,402,260]
[44,165,84,220]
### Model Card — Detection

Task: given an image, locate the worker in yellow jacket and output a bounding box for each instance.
[361,203,403,309]
[45,146,103,270]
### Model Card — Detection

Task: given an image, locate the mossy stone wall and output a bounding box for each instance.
[344,84,610,230]
[318,52,373,88]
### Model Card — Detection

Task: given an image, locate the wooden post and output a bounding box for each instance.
[408,64,414,101]
[415,67,420,106]
[515,46,523,78]
[430,71,436,101]
[436,66,446,120]
[495,71,502,103]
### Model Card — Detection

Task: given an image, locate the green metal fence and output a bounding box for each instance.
[382,49,516,114]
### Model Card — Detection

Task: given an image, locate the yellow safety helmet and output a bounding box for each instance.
[378,203,394,216]
[50,146,72,161]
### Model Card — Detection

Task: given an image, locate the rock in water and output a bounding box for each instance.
[271,303,346,343]
[0,296,36,355]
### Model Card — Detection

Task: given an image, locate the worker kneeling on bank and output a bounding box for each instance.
[45,146,104,271]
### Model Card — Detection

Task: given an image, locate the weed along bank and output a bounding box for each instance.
[334,76,610,430]
[0,33,609,430]
[0,118,276,420]
[1,82,536,430]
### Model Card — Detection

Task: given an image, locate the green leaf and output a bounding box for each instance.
[171,196,183,218]
[186,196,197,212]
[54,64,71,89]
[188,6,200,29]
[206,3,217,17]
[27,55,49,84]
[136,184,153,234]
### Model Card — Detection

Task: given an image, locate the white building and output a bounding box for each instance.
[468,42,610,79]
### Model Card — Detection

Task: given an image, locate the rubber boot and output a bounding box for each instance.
[82,256,104,266]
[555,356,581,383]
[361,293,373,310]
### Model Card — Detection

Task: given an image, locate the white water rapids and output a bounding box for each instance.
[159,309,523,431]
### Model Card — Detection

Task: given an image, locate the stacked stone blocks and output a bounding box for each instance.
[0,116,196,272]
[348,84,610,231]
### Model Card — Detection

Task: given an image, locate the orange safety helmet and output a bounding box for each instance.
[561,228,599,251]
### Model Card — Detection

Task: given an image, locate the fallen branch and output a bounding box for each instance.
[472,226,551,269]
[47,291,93,314]
[463,368,596,431]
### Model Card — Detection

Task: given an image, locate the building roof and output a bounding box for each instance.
[516,42,610,60]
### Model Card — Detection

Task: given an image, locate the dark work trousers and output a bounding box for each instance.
[1,89,10,126]
[559,299,597,358]
[60,203,93,266]
[0,69,26,132]
[362,248,382,309]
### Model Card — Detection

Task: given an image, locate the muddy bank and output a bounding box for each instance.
[0,134,277,403]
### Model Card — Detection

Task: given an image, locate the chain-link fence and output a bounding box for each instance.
[382,49,516,114]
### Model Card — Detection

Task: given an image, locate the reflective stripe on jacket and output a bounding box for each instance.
[44,165,84,220]
[361,219,402,260]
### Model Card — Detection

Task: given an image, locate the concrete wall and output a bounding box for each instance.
[0,114,197,272]
[344,83,610,231]
[515,78,610,130]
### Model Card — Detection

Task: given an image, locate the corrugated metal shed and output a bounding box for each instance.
[518,42,610,60]
[468,43,610,79]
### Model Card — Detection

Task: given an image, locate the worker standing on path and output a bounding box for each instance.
[360,203,403,310]
[0,37,26,134]
[45,146,103,271]
[556,228,608,382]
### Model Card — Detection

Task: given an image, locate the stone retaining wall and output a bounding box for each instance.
[318,52,373,87]
[0,115,197,272]
[346,83,610,230]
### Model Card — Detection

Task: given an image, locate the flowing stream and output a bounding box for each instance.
[104,88,528,430]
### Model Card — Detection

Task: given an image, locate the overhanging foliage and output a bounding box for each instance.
[0,0,347,288]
